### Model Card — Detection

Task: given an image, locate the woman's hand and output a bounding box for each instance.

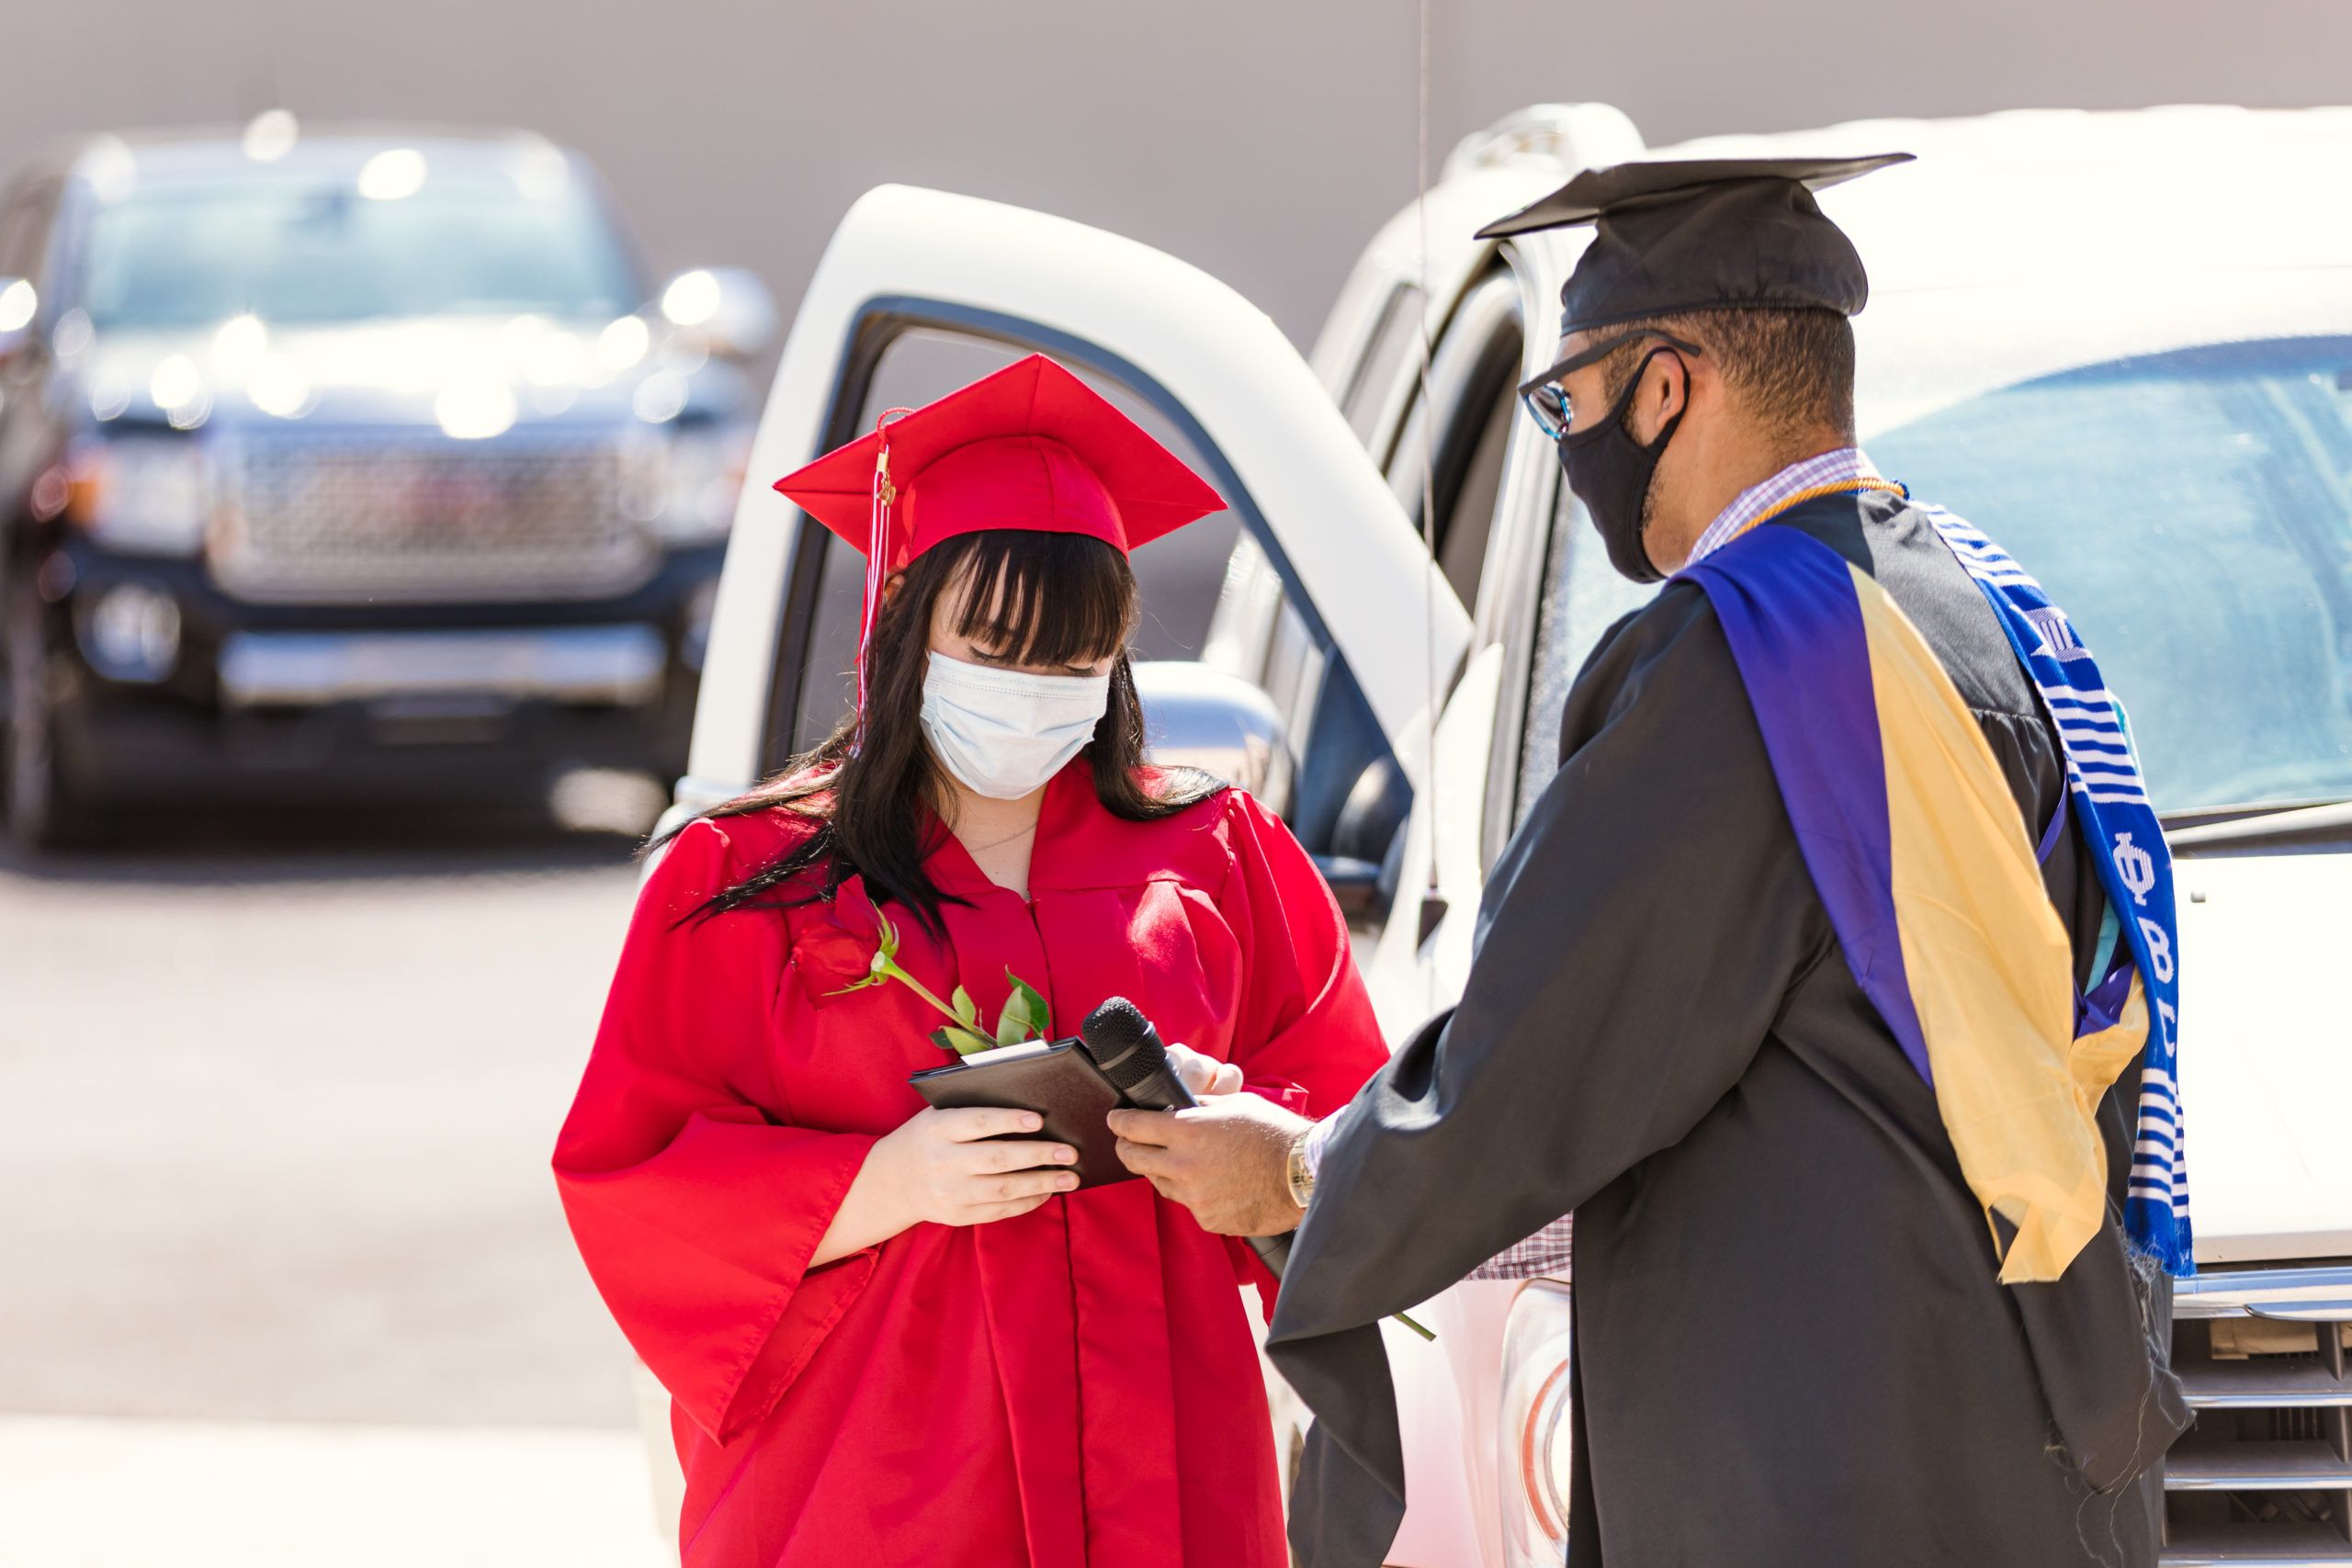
[874,1106,1082,1227]
[813,1107,1079,1265]
[1166,1042,1243,1098]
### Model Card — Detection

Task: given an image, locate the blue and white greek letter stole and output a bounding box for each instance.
[1920,507,2193,1277]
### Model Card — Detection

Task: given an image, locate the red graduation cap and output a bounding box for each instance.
[773,354,1225,726]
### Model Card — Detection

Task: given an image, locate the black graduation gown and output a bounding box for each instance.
[1268,490,2189,1568]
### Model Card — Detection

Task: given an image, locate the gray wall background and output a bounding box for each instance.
[9,1,2350,347]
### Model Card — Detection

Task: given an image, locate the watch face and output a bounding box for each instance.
[1285,1135,1315,1208]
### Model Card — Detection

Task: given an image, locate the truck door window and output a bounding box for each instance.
[1433,382,1514,604]
[1204,282,1426,755]
[1339,282,1426,447]
[1198,533,1327,741]
[785,329,1242,757]
[1385,273,1523,613]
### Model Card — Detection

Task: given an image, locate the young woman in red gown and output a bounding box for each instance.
[553,356,1390,1567]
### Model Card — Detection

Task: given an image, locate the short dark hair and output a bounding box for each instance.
[1599,306,1855,446]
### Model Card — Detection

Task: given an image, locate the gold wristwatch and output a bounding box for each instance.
[1283,1129,1316,1211]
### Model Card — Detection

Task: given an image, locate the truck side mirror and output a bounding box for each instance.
[1317,753,1412,928]
[1132,660,1294,814]
[658,266,778,361]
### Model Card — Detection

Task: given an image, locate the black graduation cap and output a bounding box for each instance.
[1475,153,1914,334]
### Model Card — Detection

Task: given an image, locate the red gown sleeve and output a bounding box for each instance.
[1217,789,1391,1110]
[1216,791,1391,1297]
[552,817,879,1445]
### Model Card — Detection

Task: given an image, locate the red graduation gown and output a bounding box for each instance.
[553,766,1388,1567]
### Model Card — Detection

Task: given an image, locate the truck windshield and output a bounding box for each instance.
[78,180,640,331]
[1521,335,2352,826]
[1869,336,2352,815]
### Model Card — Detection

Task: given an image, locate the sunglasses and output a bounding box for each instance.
[1518,330,1705,442]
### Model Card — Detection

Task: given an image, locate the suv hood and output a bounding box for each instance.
[2173,848,2352,1263]
[68,316,738,433]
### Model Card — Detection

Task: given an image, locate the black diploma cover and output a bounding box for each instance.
[908,1038,1134,1190]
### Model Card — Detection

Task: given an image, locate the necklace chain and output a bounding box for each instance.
[958,818,1039,855]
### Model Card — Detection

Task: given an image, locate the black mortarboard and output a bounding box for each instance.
[1475,153,1914,334]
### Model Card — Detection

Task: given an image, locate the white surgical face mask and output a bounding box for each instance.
[920,651,1112,800]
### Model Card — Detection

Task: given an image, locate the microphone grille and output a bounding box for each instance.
[1080,997,1162,1092]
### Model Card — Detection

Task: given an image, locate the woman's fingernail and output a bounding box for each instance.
[1057,1174,1079,1190]
[1057,1147,1078,1163]
[1021,1114,1042,1130]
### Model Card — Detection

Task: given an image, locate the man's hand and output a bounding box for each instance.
[1110,1092,1310,1237]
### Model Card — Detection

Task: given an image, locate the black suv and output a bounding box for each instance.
[0,126,774,843]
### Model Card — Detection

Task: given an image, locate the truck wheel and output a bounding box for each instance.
[4,581,90,850]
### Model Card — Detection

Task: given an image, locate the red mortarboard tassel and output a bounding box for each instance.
[853,407,915,751]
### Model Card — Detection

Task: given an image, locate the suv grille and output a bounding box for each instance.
[2165,1265,2352,1565]
[209,436,658,604]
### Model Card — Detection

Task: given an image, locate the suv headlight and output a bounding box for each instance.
[1498,1278,1575,1568]
[622,425,748,547]
[65,435,212,555]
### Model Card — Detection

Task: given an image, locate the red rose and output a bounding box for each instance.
[790,874,888,1002]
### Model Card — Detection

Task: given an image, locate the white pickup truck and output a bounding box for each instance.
[665,102,2352,1568]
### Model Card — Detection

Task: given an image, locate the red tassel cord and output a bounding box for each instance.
[854,408,915,751]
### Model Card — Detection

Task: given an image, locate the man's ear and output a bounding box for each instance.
[1633,353,1691,443]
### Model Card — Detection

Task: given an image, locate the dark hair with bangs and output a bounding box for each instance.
[669,526,1218,933]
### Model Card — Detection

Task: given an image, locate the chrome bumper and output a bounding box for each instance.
[2177,1266,2352,1324]
[218,625,667,708]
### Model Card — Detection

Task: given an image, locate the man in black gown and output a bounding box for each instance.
[1113,156,2187,1567]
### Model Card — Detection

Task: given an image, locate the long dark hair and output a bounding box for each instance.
[671,527,1217,932]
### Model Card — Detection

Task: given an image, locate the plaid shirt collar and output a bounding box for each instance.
[1682,446,1880,569]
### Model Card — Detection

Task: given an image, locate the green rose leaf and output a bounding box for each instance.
[951,986,979,1027]
[929,1024,996,1057]
[1002,970,1052,1043]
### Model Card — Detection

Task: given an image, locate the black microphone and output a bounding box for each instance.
[1081,996,1294,1279]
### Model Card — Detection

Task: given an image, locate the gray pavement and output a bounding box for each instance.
[0,810,647,1430]
[0,1416,663,1567]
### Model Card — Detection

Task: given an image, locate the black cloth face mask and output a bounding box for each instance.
[1546,342,1691,584]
